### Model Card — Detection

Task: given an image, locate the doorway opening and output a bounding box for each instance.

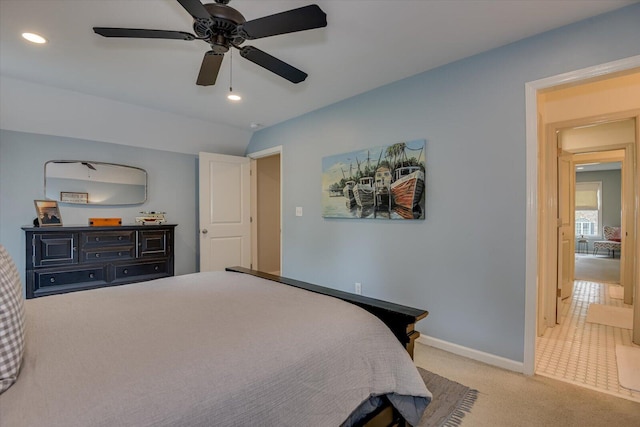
[528,65,640,401]
[524,59,640,377]
[197,148,282,274]
[574,158,622,284]
[248,146,282,275]
[537,133,637,401]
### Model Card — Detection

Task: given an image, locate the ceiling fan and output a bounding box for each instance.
[93,0,327,86]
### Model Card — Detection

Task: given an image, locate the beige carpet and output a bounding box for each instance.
[616,345,640,392]
[415,343,640,427]
[586,303,633,329]
[575,254,620,283]
[418,367,477,427]
[609,284,624,300]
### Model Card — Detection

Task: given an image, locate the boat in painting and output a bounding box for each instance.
[343,180,356,208]
[374,166,392,207]
[391,166,424,215]
[353,177,375,208]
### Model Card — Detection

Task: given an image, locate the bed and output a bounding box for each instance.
[0,259,431,426]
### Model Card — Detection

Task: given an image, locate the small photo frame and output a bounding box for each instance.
[34,200,63,227]
[60,191,88,204]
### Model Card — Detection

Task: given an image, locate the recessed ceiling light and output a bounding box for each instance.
[227,93,242,101]
[22,32,47,44]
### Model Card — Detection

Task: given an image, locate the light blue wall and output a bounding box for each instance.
[0,130,198,289]
[246,5,640,362]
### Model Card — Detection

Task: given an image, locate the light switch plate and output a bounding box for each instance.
[295,207,303,216]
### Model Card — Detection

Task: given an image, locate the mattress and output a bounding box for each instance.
[0,271,430,426]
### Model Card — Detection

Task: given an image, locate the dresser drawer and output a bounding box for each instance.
[32,233,78,267]
[137,230,170,258]
[81,246,135,262]
[35,267,107,289]
[82,230,136,247]
[114,261,168,281]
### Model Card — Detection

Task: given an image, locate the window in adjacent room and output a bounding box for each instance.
[575,181,602,237]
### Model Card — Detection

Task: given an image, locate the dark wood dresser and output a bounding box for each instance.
[23,224,176,299]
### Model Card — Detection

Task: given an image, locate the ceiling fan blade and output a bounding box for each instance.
[176,0,211,20]
[93,27,195,40]
[240,4,327,40]
[240,46,307,84]
[196,51,224,86]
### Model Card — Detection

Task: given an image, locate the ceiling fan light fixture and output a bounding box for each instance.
[22,32,47,44]
[227,92,242,101]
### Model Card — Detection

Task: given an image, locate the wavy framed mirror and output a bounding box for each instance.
[45,160,147,205]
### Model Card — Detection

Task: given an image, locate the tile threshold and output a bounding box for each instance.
[535,279,639,403]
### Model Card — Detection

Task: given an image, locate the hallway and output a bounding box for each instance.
[536,280,639,402]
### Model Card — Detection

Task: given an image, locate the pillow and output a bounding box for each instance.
[0,244,25,394]
[612,227,621,241]
[603,226,621,242]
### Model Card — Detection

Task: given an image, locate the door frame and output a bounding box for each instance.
[543,124,632,330]
[524,54,640,375]
[572,148,631,302]
[247,145,283,274]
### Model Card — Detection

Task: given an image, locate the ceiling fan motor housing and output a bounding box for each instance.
[196,3,246,53]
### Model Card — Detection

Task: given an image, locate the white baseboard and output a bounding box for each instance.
[416,335,524,373]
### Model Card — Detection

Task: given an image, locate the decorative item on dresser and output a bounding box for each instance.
[22,224,176,299]
[33,200,63,227]
[88,218,122,226]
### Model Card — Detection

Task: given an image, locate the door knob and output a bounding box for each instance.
[202,229,208,234]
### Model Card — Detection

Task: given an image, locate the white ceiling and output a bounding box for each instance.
[1,0,636,134]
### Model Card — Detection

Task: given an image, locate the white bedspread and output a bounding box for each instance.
[0,271,430,426]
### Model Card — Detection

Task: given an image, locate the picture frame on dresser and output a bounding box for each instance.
[34,200,63,226]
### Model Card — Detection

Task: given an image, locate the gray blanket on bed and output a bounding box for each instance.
[0,271,430,426]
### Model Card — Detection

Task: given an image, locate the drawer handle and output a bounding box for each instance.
[95,237,100,242]
[154,266,159,271]
[95,253,101,258]
[89,273,95,279]
[50,277,55,283]
[118,252,122,256]
[123,269,128,274]
[118,236,123,241]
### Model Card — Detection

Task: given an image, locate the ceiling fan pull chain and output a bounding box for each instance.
[229,48,233,93]
[226,49,241,100]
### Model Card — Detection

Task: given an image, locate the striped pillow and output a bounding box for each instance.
[0,244,25,394]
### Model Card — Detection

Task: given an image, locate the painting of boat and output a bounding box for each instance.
[353,177,375,208]
[374,166,392,207]
[343,180,356,208]
[391,166,425,217]
[321,139,425,219]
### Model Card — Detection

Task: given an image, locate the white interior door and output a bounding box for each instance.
[199,152,251,271]
[621,144,635,306]
[557,150,574,322]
